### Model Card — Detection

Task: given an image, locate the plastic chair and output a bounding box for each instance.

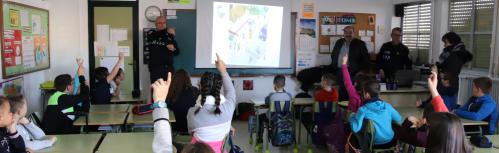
[364,119,397,153]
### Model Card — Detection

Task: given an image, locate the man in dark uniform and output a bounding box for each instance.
[376,27,412,80]
[148,16,180,83]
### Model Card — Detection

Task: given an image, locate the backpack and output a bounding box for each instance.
[269,101,295,146]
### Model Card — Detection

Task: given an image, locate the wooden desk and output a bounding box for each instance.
[111,94,145,104]
[89,104,130,114]
[470,135,499,153]
[97,132,176,153]
[37,134,102,153]
[380,85,430,107]
[127,110,176,124]
[73,112,128,126]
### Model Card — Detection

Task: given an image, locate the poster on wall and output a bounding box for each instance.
[1,1,50,78]
[302,3,314,18]
[0,77,23,96]
[299,19,316,51]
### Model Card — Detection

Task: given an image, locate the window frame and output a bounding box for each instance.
[401,2,433,65]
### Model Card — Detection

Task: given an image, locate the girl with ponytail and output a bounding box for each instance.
[187,54,236,153]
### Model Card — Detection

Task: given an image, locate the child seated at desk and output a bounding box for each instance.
[111,68,125,97]
[91,52,124,104]
[454,77,497,135]
[417,72,458,111]
[42,58,90,134]
[255,75,292,148]
[0,96,26,153]
[349,79,402,147]
[186,54,236,153]
[8,94,57,151]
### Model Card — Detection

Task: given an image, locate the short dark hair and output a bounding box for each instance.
[54,74,72,92]
[392,27,402,33]
[181,142,214,153]
[273,75,286,88]
[322,73,336,86]
[7,94,24,114]
[442,32,462,45]
[113,68,124,81]
[362,80,380,99]
[473,77,492,93]
[94,67,109,80]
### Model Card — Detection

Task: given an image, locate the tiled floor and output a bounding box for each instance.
[230,120,329,153]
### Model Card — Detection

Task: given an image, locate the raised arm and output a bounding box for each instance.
[428,71,449,112]
[151,73,173,153]
[216,54,235,103]
[106,52,124,83]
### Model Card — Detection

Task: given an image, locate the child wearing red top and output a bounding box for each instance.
[314,73,339,102]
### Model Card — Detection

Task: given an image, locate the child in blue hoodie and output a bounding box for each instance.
[349,79,402,145]
[454,77,497,134]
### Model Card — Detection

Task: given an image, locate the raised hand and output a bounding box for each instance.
[151,72,172,102]
[167,44,176,52]
[215,53,227,74]
[76,58,85,76]
[118,52,125,61]
[428,71,439,98]
[341,53,349,65]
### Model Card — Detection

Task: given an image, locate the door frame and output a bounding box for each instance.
[88,1,139,92]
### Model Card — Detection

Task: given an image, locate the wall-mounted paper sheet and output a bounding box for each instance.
[99,57,125,72]
[320,25,336,35]
[96,25,110,42]
[110,28,128,42]
[118,46,130,56]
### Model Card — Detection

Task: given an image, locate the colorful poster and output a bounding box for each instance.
[300,19,316,38]
[9,9,20,27]
[3,29,23,67]
[302,3,314,18]
[34,36,48,65]
[0,77,24,96]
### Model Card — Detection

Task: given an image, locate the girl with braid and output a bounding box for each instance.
[186,54,236,153]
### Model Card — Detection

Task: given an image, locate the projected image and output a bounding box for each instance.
[212,2,283,67]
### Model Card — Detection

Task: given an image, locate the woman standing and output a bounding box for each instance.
[437,32,473,86]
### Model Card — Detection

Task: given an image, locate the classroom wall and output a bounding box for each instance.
[0,0,89,114]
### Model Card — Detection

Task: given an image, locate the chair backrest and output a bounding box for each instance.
[313,102,337,113]
[269,100,292,113]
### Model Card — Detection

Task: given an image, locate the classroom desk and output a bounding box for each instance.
[126,110,176,124]
[89,104,130,114]
[37,134,102,153]
[97,132,176,153]
[111,94,145,104]
[380,85,430,107]
[73,112,128,126]
[471,135,499,153]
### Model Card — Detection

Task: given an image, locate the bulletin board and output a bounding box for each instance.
[1,2,50,78]
[318,12,376,54]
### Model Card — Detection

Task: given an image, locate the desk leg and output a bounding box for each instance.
[298,106,302,145]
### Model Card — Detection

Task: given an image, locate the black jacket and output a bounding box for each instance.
[438,44,473,80]
[330,38,369,74]
[376,42,412,78]
[42,76,90,135]
[0,128,26,153]
[147,29,180,68]
[168,86,199,134]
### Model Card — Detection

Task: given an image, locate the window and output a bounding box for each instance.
[402,3,432,65]
[449,0,495,70]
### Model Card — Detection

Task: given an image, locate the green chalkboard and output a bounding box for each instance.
[167,10,294,76]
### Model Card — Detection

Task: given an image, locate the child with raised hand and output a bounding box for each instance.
[0,97,26,153]
[341,54,371,113]
[453,76,497,134]
[349,79,402,146]
[186,54,236,153]
[111,68,125,97]
[424,72,471,153]
[151,72,174,153]
[7,94,56,151]
[91,52,125,104]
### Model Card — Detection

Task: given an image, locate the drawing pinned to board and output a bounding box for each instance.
[22,36,35,68]
[3,29,22,67]
[9,9,20,27]
[34,36,48,65]
[0,77,24,96]
[31,14,42,34]
[299,19,316,51]
[243,80,253,90]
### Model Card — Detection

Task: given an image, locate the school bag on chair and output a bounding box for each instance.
[269,100,295,146]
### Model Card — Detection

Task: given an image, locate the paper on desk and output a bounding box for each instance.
[110,28,128,42]
[99,57,125,72]
[96,25,110,42]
